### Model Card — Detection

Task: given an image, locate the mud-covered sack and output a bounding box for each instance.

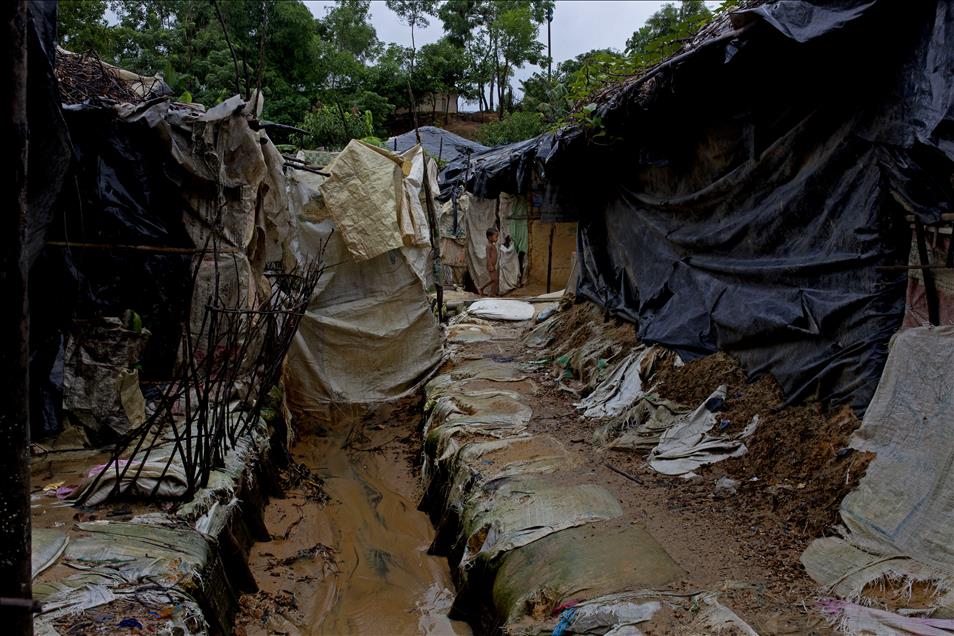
[423,389,533,484]
[481,523,684,633]
[456,476,623,571]
[424,434,579,561]
[63,316,150,440]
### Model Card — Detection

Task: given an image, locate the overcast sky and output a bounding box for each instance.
[304,1,714,91]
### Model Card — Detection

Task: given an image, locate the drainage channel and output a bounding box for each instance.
[237,399,471,635]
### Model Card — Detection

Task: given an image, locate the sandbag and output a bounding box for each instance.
[468,300,535,322]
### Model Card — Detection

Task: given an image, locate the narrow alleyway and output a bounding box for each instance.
[238,303,838,634]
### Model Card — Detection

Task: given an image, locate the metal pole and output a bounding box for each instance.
[1,1,34,632]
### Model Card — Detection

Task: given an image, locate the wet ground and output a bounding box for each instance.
[236,400,470,636]
[236,302,844,635]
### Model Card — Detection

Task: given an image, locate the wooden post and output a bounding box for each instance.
[1,1,35,632]
[546,224,555,294]
[914,218,940,326]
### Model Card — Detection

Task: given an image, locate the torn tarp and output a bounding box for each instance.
[802,326,954,616]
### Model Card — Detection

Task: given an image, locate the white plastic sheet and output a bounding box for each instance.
[576,346,649,418]
[648,387,757,475]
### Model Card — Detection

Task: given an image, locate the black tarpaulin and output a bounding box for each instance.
[441,0,954,414]
[387,125,488,163]
[24,1,73,437]
[30,103,195,438]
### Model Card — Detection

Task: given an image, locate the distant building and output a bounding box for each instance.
[395,92,460,117]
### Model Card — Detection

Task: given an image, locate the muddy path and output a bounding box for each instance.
[235,399,470,636]
[440,317,834,634]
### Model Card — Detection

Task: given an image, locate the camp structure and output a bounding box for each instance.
[442,0,954,626]
[441,0,954,412]
[282,139,444,410]
[21,32,445,632]
[386,125,488,164]
[438,153,578,296]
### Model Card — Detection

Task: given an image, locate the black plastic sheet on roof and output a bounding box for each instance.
[441,0,954,414]
[386,125,488,163]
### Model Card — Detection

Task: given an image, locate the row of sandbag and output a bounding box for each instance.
[417,356,753,635]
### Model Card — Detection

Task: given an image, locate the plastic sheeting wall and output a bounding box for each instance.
[443,0,954,414]
[573,0,954,413]
[283,146,443,410]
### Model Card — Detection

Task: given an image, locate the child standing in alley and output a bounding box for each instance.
[484,227,499,296]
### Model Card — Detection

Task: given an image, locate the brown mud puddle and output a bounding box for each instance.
[236,400,470,636]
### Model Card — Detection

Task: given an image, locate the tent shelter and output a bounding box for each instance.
[440,0,954,414]
[283,140,444,410]
[387,125,488,165]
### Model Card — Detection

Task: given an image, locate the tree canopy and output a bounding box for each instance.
[55,0,726,148]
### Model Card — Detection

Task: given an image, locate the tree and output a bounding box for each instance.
[439,0,495,111]
[520,49,623,123]
[438,0,551,114]
[385,0,438,73]
[418,38,469,122]
[364,43,412,116]
[58,0,113,54]
[95,1,329,125]
[625,0,710,58]
[492,3,545,115]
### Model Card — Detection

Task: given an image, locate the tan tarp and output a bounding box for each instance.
[319,140,434,263]
[802,326,954,615]
[320,140,404,261]
[284,159,443,409]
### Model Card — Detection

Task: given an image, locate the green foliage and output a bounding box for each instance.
[476,111,544,146]
[526,1,722,131]
[385,0,438,33]
[520,48,624,124]
[625,0,711,57]
[438,0,552,114]
[416,37,470,118]
[58,0,113,53]
[56,0,721,143]
[295,105,375,150]
[360,136,385,148]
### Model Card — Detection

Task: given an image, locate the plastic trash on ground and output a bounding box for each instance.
[648,387,758,476]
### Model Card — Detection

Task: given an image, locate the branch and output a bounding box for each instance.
[211,0,242,97]
[253,0,270,103]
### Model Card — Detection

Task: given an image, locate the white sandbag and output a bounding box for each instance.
[468,299,535,322]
